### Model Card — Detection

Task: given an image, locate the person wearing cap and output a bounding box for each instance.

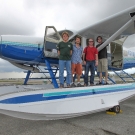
[57,31,73,88]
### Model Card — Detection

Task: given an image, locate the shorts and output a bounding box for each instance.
[71,63,82,75]
[97,58,108,72]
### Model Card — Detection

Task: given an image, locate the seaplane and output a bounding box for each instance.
[0,6,135,120]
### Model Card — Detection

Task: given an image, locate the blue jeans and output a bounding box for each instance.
[84,61,95,85]
[59,60,71,85]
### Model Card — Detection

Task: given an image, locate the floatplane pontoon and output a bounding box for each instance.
[1,7,135,120]
[0,83,135,120]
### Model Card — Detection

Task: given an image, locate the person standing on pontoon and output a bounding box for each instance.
[83,38,98,86]
[96,36,109,85]
[57,31,73,88]
[71,36,83,87]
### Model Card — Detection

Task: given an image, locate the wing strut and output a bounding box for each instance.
[97,13,135,51]
[45,59,59,88]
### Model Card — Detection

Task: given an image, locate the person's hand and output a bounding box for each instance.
[95,61,98,66]
[83,61,86,65]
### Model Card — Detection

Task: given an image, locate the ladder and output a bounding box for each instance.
[23,59,59,88]
[112,69,135,83]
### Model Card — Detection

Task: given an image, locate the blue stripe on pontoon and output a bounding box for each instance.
[43,85,132,97]
[0,86,135,104]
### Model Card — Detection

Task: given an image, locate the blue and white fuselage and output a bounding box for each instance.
[1,35,135,71]
[0,35,59,66]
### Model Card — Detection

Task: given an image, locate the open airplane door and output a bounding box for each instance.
[44,26,62,58]
[108,38,125,70]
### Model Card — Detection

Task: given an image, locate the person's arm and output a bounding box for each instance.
[95,54,98,66]
[58,50,60,56]
[70,50,72,55]
[83,53,86,65]
[81,48,83,62]
[57,43,60,56]
[95,48,98,66]
[70,43,73,55]
[83,47,86,65]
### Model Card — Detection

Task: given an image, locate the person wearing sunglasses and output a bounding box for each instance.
[83,38,98,86]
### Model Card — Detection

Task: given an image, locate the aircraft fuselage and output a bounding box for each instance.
[0,35,135,71]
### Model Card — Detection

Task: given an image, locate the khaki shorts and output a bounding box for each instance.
[72,63,82,75]
[97,58,108,72]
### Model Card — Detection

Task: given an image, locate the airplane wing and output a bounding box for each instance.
[78,5,135,39]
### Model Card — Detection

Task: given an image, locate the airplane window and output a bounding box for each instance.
[45,42,57,52]
[46,28,60,40]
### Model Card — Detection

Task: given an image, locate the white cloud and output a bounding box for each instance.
[0,59,22,72]
[0,0,36,35]
[1,0,135,77]
[0,71,48,79]
[1,0,135,36]
[124,68,135,74]
[0,72,26,79]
